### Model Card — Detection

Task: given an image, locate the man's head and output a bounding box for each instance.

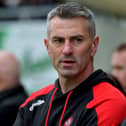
[44,3,99,79]
[111,43,126,93]
[47,2,96,40]
[0,51,20,91]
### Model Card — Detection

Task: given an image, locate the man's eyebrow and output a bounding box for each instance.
[52,36,64,39]
[113,65,123,69]
[51,34,88,40]
[70,35,84,38]
[71,33,89,38]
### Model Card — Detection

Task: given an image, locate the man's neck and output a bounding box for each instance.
[59,67,94,94]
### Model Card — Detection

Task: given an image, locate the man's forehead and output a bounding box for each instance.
[112,51,126,65]
[114,50,126,57]
[49,16,88,27]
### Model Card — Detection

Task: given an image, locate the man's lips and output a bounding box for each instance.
[60,59,76,66]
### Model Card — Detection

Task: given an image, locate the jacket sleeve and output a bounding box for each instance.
[13,110,24,126]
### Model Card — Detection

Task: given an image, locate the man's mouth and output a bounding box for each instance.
[60,59,76,66]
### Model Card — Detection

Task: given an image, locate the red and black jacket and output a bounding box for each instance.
[13,69,126,126]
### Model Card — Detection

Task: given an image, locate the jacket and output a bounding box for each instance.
[0,84,28,126]
[13,70,126,126]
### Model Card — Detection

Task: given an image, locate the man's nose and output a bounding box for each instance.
[62,41,73,55]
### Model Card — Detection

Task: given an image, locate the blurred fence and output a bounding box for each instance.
[0,5,126,94]
[0,5,56,20]
[0,5,58,94]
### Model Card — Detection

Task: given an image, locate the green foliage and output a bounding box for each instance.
[21,49,51,76]
[0,30,7,49]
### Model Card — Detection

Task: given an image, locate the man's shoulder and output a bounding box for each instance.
[87,81,126,111]
[87,82,126,108]
[87,82,126,125]
[95,82,125,97]
[20,84,55,108]
[94,82,125,101]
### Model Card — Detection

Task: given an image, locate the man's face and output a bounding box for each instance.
[45,16,99,78]
[112,50,126,92]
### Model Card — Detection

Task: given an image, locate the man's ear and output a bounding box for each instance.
[44,38,48,50]
[91,35,99,56]
[44,38,51,56]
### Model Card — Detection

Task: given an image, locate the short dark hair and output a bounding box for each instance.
[114,43,126,52]
[47,2,96,39]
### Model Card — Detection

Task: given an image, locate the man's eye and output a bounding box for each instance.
[76,38,83,42]
[53,39,64,44]
[73,37,83,44]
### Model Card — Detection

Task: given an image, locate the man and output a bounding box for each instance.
[14,3,126,126]
[112,43,126,94]
[0,51,28,126]
[111,43,126,126]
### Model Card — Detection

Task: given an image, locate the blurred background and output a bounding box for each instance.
[0,0,126,94]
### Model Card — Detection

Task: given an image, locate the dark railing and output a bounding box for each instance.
[0,5,56,20]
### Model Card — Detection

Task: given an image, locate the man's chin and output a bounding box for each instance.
[60,71,77,78]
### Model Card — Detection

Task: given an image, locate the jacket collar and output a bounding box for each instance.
[54,69,104,95]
